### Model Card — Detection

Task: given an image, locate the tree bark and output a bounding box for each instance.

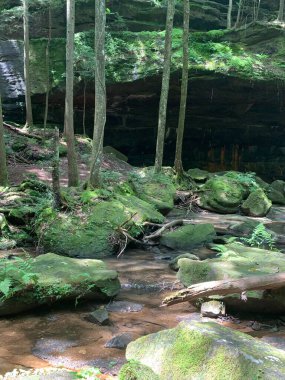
[52,127,61,209]
[278,0,285,21]
[89,0,106,187]
[227,0,233,29]
[65,0,79,187]
[174,0,189,176]
[23,0,33,127]
[234,0,243,29]
[154,0,175,173]
[44,4,52,133]
[82,79,86,136]
[162,273,285,307]
[0,96,8,186]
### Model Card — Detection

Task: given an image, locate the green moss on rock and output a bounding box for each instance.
[198,176,246,214]
[125,321,285,380]
[241,189,272,217]
[160,224,216,250]
[119,360,159,380]
[38,195,164,259]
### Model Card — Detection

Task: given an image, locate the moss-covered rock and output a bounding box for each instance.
[38,195,164,259]
[119,360,159,380]
[160,224,216,251]
[124,321,285,380]
[241,189,272,217]
[198,176,246,214]
[187,168,209,183]
[0,253,120,316]
[267,180,285,205]
[131,171,176,214]
[169,253,200,271]
[177,243,285,313]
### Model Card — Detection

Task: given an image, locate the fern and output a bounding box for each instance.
[0,278,12,300]
[241,223,276,250]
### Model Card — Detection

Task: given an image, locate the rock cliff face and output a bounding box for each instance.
[1,0,285,179]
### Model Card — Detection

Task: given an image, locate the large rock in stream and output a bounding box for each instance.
[176,243,285,313]
[120,321,285,380]
[159,224,216,250]
[0,253,120,316]
[38,194,164,259]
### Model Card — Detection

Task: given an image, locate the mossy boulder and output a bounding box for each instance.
[131,171,176,214]
[119,360,159,380]
[198,176,246,214]
[241,189,272,217]
[177,243,285,313]
[123,321,285,380]
[38,195,164,259]
[267,180,285,205]
[160,224,216,251]
[187,168,209,183]
[0,253,120,316]
[169,253,200,271]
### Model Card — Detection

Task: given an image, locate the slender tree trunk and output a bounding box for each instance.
[278,0,285,21]
[254,0,261,21]
[52,127,61,208]
[154,0,175,173]
[82,79,86,136]
[234,0,243,29]
[23,0,33,127]
[0,96,8,186]
[174,0,189,176]
[227,0,233,29]
[65,0,79,187]
[89,0,106,187]
[44,4,52,133]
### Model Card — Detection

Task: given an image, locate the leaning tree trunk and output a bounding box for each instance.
[162,273,285,307]
[23,0,33,128]
[89,0,106,187]
[227,0,233,29]
[154,0,175,173]
[278,0,285,21]
[234,0,243,29]
[0,96,8,186]
[65,0,79,187]
[43,4,52,133]
[174,0,189,176]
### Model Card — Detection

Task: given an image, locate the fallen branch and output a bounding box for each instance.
[4,122,43,141]
[144,219,185,240]
[161,272,285,307]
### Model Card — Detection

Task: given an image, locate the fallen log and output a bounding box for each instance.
[144,219,188,240]
[4,122,43,141]
[161,272,285,307]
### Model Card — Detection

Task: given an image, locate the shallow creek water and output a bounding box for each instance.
[1,207,285,376]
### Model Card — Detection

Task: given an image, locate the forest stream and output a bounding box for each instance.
[1,208,285,377]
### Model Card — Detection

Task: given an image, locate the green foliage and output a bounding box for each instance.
[241,223,276,250]
[73,367,102,379]
[224,171,260,192]
[0,256,39,302]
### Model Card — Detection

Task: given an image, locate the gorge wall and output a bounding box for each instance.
[1,0,285,180]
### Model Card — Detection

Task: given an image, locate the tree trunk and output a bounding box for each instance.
[82,79,86,136]
[52,127,61,209]
[89,0,106,187]
[227,0,233,29]
[0,96,8,186]
[162,273,285,307]
[154,0,175,173]
[65,0,79,187]
[278,0,285,21]
[234,0,243,29]
[44,4,52,133]
[174,0,189,176]
[23,0,33,127]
